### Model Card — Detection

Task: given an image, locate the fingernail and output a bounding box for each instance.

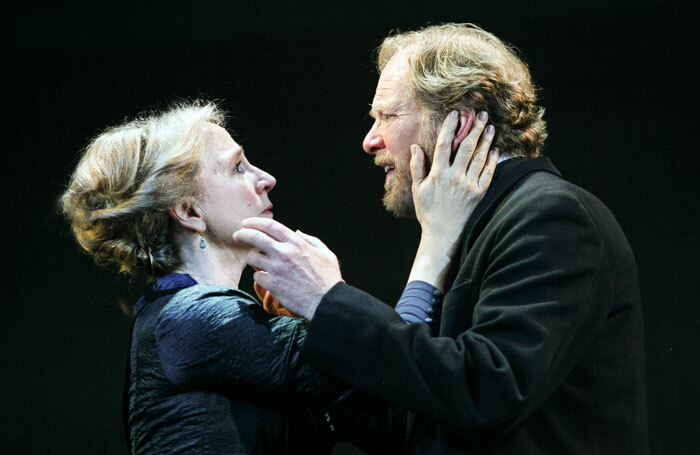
[486,125,495,135]
[450,110,458,120]
[478,111,488,121]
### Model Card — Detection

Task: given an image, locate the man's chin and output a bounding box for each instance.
[382,191,416,219]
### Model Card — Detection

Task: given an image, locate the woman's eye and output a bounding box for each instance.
[233,162,243,173]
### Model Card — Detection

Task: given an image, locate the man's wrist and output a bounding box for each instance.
[301,300,321,320]
[302,280,344,320]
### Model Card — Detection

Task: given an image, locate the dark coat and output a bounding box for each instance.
[127,279,338,454]
[303,157,648,454]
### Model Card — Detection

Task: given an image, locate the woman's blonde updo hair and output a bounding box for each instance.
[378,23,547,158]
[61,100,224,279]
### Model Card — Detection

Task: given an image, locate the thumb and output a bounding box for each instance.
[410,144,426,187]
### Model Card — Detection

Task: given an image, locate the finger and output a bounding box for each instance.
[252,269,271,290]
[432,110,459,171]
[409,144,426,187]
[241,217,297,242]
[452,111,489,172]
[247,250,275,272]
[296,229,325,249]
[478,148,500,189]
[233,227,280,255]
[465,124,495,183]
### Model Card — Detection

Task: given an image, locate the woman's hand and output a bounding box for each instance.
[407,110,499,291]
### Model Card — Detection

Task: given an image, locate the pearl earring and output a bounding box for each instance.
[199,232,207,249]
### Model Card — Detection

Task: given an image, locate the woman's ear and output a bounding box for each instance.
[169,198,205,233]
[452,108,476,152]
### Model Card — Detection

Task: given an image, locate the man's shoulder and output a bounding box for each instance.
[489,166,629,250]
[514,167,581,194]
[481,156,606,219]
[504,167,608,216]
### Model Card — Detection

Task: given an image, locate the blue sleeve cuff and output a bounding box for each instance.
[395,280,443,324]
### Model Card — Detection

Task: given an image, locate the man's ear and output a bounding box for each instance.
[169,198,205,233]
[452,108,476,152]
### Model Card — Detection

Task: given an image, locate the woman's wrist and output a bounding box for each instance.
[408,238,454,292]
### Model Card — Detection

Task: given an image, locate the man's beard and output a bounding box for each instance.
[382,159,414,218]
[382,127,437,218]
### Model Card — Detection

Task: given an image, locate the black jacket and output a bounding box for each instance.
[303,157,648,454]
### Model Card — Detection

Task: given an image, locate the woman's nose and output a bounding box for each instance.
[256,169,276,193]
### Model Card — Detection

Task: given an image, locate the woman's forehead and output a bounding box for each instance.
[204,123,236,148]
[203,124,241,161]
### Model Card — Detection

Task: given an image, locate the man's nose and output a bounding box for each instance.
[362,123,383,155]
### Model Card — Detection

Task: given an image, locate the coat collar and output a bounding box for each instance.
[459,155,561,261]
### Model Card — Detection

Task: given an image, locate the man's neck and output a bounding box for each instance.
[497,155,513,164]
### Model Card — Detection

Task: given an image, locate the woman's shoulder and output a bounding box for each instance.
[154,284,309,376]
[171,284,258,305]
[158,284,259,325]
[157,284,306,333]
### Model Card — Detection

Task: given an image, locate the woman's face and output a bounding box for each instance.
[197,123,276,248]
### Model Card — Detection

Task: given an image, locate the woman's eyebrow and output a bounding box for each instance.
[220,147,243,173]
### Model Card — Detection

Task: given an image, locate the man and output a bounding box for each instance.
[235,23,648,454]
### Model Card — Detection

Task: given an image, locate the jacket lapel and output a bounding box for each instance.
[458,156,561,266]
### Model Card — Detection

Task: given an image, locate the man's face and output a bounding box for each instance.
[363,54,431,217]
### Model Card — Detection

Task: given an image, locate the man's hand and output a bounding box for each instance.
[233,218,343,320]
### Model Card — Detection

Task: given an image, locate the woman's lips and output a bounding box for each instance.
[262,204,273,215]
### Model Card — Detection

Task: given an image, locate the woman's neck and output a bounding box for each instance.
[175,236,249,289]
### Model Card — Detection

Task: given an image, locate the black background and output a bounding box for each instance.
[4,1,698,453]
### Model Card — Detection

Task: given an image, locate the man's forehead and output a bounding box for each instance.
[370,88,416,117]
[371,54,413,110]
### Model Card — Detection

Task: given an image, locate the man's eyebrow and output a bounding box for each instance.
[369,104,388,118]
[368,104,376,118]
[369,101,403,118]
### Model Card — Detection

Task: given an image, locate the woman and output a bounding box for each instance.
[60,100,497,454]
